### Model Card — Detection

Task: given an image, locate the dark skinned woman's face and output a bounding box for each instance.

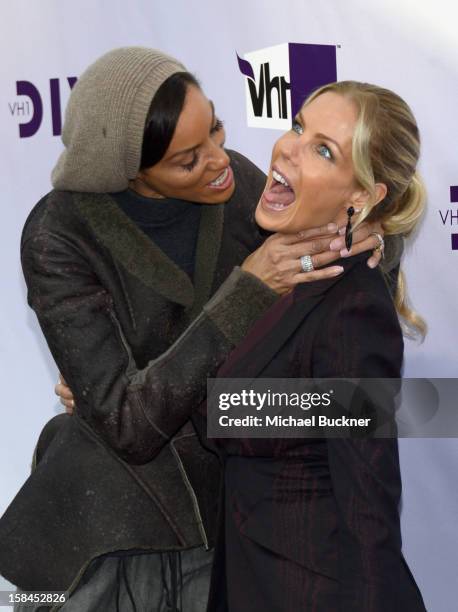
[130,85,235,204]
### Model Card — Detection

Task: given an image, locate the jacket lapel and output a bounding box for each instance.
[218,254,368,379]
[188,203,224,320]
[74,192,224,310]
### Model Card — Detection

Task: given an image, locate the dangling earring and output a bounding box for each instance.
[345,206,355,251]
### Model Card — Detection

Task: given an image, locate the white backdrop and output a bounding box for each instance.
[1,1,457,610]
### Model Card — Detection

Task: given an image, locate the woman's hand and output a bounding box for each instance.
[55,374,75,415]
[242,223,343,294]
[330,215,385,269]
[242,216,385,295]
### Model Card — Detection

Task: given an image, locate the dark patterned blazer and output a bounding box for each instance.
[197,253,427,612]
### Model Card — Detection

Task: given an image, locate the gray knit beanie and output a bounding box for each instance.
[51,47,186,192]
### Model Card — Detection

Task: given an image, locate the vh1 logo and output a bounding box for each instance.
[438,186,458,250]
[448,186,458,250]
[237,43,337,130]
[9,77,77,138]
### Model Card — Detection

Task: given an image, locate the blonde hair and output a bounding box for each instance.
[304,81,426,340]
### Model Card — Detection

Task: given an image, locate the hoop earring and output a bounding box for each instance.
[345,206,355,251]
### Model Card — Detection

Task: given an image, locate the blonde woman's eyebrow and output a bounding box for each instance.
[315,132,343,156]
[297,111,343,156]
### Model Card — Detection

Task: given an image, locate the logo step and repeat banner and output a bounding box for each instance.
[237,43,337,129]
[1,1,457,609]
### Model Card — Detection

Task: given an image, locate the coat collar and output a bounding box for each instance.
[74,192,224,311]
[218,252,369,379]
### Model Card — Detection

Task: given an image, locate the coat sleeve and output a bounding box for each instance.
[21,231,278,465]
[311,286,405,612]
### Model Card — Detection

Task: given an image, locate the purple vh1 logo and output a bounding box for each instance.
[439,187,458,250]
[8,77,77,138]
[450,187,458,250]
[237,43,337,130]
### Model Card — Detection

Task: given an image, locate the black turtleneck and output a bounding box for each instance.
[112,189,202,280]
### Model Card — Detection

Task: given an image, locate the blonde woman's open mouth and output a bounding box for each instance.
[261,167,296,212]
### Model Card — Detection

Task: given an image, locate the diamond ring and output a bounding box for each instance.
[300,255,314,273]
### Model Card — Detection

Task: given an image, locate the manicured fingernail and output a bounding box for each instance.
[330,238,343,251]
[368,260,376,268]
[333,266,344,274]
[327,223,338,233]
[338,226,346,235]
[340,248,350,257]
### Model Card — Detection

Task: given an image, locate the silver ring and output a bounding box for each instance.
[300,254,314,273]
[370,232,385,256]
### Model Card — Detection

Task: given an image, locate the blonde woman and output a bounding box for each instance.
[203,82,427,612]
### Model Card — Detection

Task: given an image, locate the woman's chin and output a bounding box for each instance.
[255,198,297,232]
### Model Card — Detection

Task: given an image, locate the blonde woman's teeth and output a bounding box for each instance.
[272,169,289,187]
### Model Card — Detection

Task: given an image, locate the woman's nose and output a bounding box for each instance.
[208,140,230,170]
[276,133,299,165]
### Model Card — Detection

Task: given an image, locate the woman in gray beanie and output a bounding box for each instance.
[0,47,397,611]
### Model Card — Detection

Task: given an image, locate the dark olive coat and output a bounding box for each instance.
[0,151,277,598]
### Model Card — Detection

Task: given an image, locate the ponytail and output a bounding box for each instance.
[394,268,427,341]
[384,172,427,340]
[383,172,426,237]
